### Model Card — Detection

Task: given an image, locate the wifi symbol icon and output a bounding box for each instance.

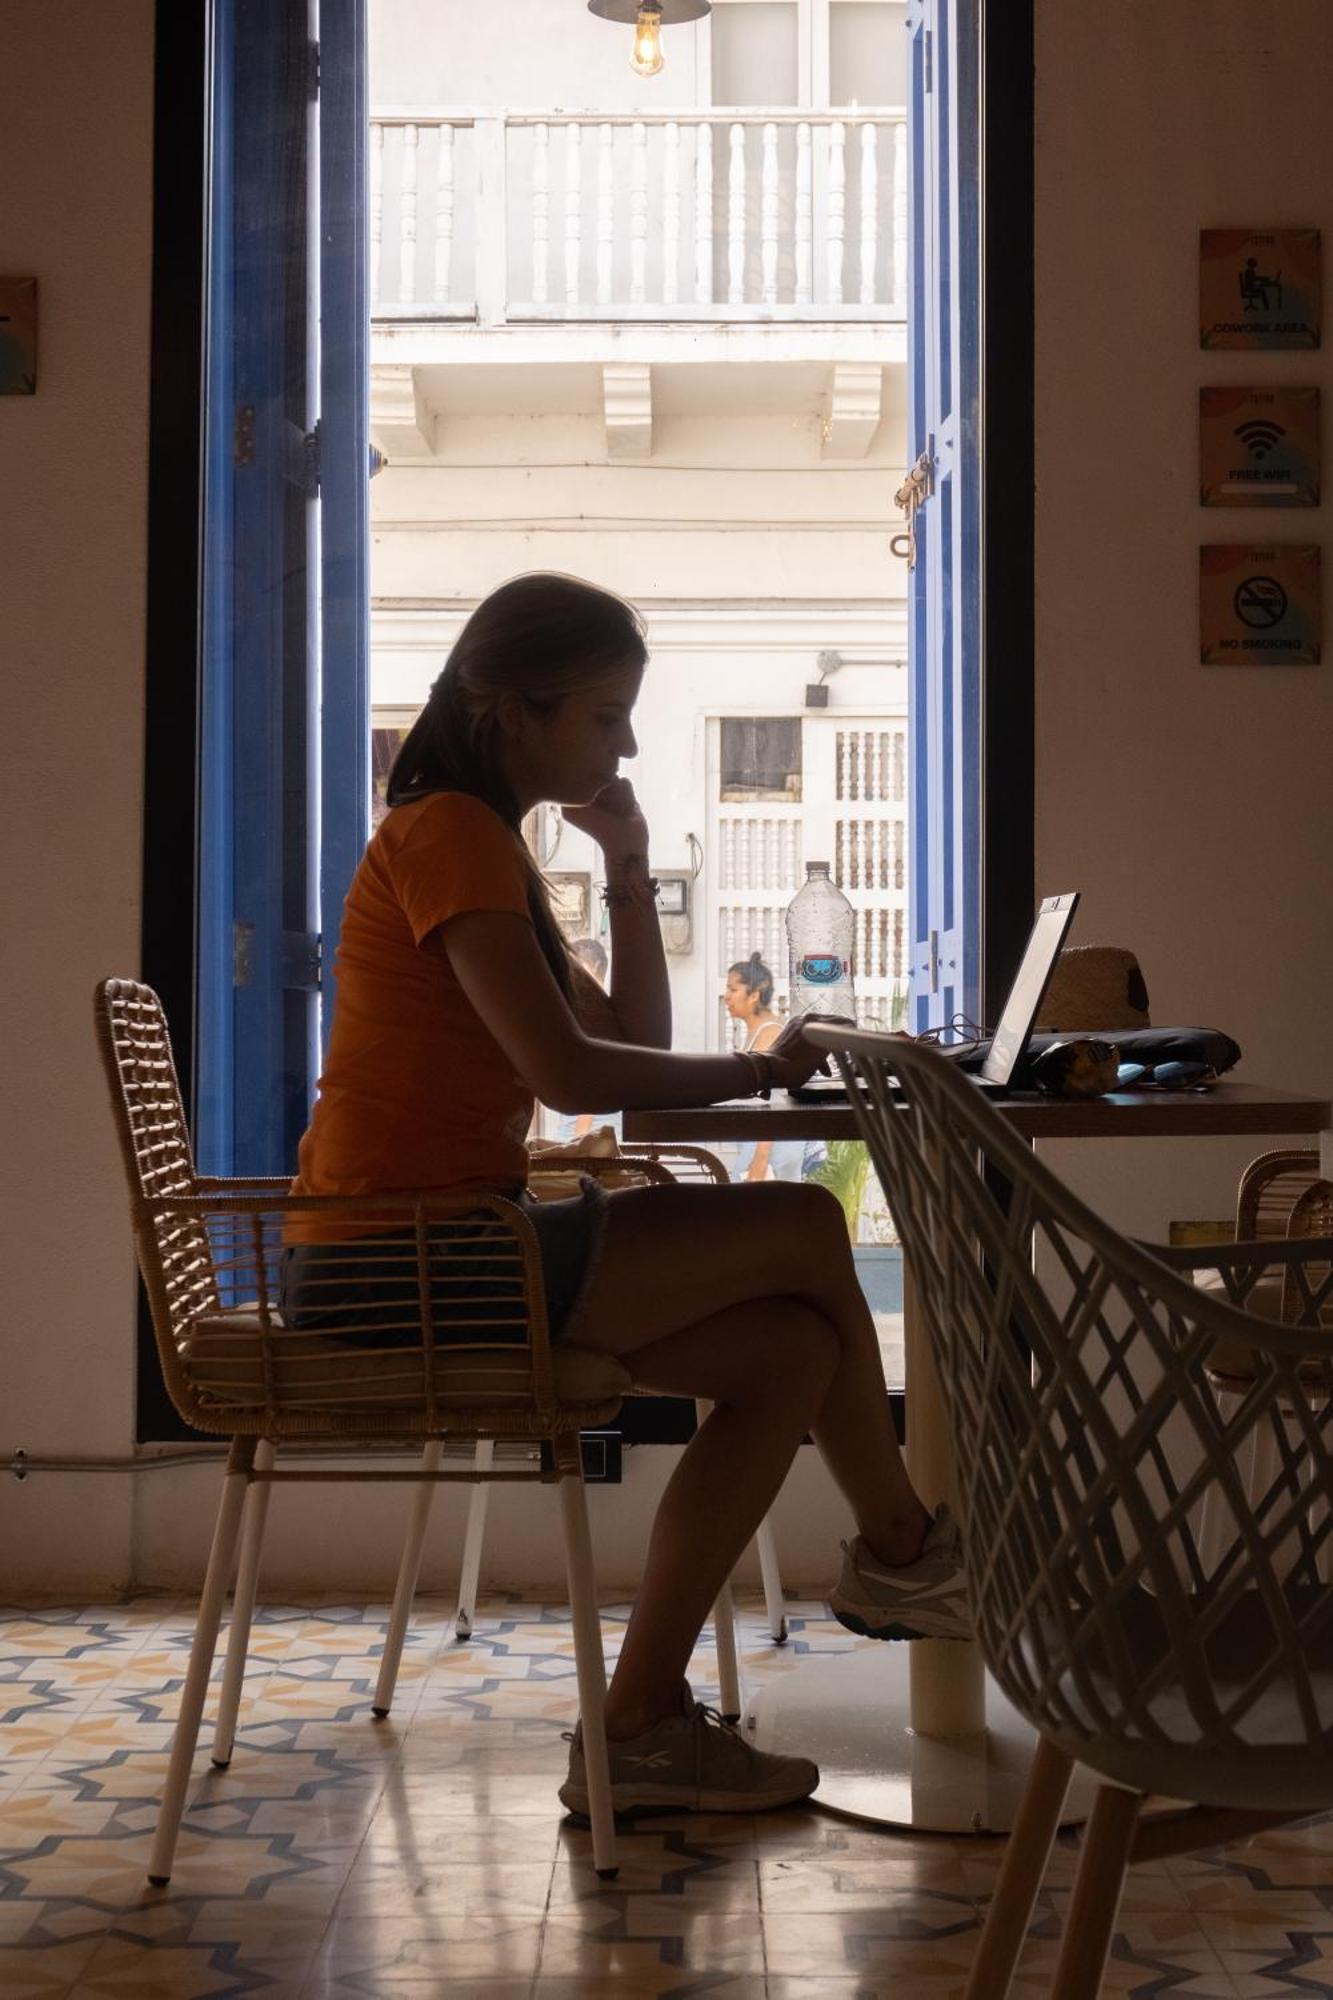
[1234,419,1287,460]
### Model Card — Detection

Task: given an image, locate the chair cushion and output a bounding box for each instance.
[183,1311,630,1413]
[1193,1270,1330,1383]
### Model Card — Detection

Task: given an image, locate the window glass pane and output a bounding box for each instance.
[711,2,798,106]
[830,2,906,106]
[720,717,803,801]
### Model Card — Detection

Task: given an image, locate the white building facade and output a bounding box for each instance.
[369,0,911,1056]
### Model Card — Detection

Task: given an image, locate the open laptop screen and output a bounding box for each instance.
[980,892,1080,1085]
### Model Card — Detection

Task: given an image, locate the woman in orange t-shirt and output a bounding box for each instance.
[287,573,968,1819]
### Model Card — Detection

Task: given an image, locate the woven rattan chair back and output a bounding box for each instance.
[806,1026,1333,1814]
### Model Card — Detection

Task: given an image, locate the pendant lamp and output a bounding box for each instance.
[587,0,712,79]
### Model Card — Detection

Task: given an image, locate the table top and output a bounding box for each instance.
[624,1079,1332,1145]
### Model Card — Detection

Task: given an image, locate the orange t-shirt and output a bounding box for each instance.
[289,792,536,1236]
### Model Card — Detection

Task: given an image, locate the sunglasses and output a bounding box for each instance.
[1117,1060,1219,1091]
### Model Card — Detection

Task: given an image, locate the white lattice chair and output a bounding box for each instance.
[806,1024,1333,2000]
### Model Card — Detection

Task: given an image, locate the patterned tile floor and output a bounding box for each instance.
[2,1592,1331,1998]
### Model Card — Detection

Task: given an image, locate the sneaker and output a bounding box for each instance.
[558,1693,819,1817]
[827,1504,973,1641]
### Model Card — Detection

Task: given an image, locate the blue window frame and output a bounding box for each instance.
[197,0,370,1178]
[907,0,981,1033]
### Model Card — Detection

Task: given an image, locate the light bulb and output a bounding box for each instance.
[630,5,665,76]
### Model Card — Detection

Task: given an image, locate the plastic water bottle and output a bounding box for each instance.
[786,862,857,1022]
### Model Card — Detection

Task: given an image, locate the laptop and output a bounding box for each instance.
[791,891,1080,1100]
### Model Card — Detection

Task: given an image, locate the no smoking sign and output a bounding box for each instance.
[1200,545,1322,665]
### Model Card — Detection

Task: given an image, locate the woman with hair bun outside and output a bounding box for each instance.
[723,953,809,1184]
[286,571,969,1825]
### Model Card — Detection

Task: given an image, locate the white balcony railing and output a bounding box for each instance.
[371,109,907,325]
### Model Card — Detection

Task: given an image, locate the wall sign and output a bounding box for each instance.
[0,277,37,394]
[1200,544,1322,665]
[1199,387,1321,507]
[1200,229,1321,350]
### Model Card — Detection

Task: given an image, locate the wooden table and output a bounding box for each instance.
[625,1080,1332,1833]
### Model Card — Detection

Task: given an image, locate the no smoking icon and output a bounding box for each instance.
[1234,574,1288,628]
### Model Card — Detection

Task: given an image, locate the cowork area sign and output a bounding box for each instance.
[1199,544,1322,665]
[1200,229,1322,351]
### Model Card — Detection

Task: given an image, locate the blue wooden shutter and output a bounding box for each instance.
[906,0,981,1034]
[197,0,369,1175]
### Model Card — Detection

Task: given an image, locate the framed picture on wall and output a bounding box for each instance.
[1200,229,1322,350]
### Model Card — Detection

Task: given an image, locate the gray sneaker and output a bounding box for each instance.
[828,1504,972,1641]
[558,1694,819,1817]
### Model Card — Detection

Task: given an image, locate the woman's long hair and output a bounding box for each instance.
[387,573,647,995]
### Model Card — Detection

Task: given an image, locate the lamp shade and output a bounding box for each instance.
[587,0,712,22]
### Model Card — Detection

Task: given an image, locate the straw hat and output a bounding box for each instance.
[1036,946,1151,1033]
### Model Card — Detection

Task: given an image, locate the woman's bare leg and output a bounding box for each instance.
[575,1180,930,1567]
[598,1295,838,1740]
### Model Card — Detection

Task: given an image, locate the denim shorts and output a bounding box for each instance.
[280,1177,611,1348]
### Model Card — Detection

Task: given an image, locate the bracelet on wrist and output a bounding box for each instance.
[736,1050,774,1100]
[600,874,659,910]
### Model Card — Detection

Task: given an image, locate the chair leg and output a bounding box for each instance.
[373,1438,443,1717]
[963,1735,1073,2000]
[558,1463,617,1879]
[755,1515,788,1644]
[211,1438,275,1768]
[148,1438,255,1886]
[712,1574,743,1723]
[1049,1783,1143,1999]
[454,1438,494,1641]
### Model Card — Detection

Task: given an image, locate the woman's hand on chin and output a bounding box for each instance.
[564,778,650,863]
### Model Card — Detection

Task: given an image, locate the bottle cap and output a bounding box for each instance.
[806,861,831,878]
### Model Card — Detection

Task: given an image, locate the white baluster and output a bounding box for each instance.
[399,122,418,305]
[564,122,583,307]
[827,120,846,306]
[694,122,714,304]
[859,122,878,304]
[761,122,779,305]
[727,123,746,305]
[662,121,680,307]
[795,121,812,306]
[596,123,614,306]
[433,121,455,305]
[630,121,648,305]
[893,118,908,308]
[531,122,549,305]
[370,122,384,305]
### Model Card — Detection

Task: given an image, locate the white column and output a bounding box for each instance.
[794,121,812,306]
[859,122,878,305]
[826,120,846,307]
[892,118,908,308]
[761,121,780,306]
[727,122,746,305]
[694,121,714,305]
[565,121,584,307]
[370,121,384,305]
[474,116,508,327]
[630,120,648,305]
[596,123,615,307]
[531,121,549,305]
[662,121,681,308]
[398,122,418,305]
[433,121,455,305]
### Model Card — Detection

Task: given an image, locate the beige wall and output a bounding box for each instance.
[5,2,1331,1591]
[1034,0,1333,1230]
[0,4,154,1590]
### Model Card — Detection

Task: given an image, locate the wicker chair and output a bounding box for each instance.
[805,1025,1333,2000]
[412,1138,790,1728]
[95,979,626,1883]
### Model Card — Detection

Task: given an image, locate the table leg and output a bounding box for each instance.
[741,1252,1098,1832]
